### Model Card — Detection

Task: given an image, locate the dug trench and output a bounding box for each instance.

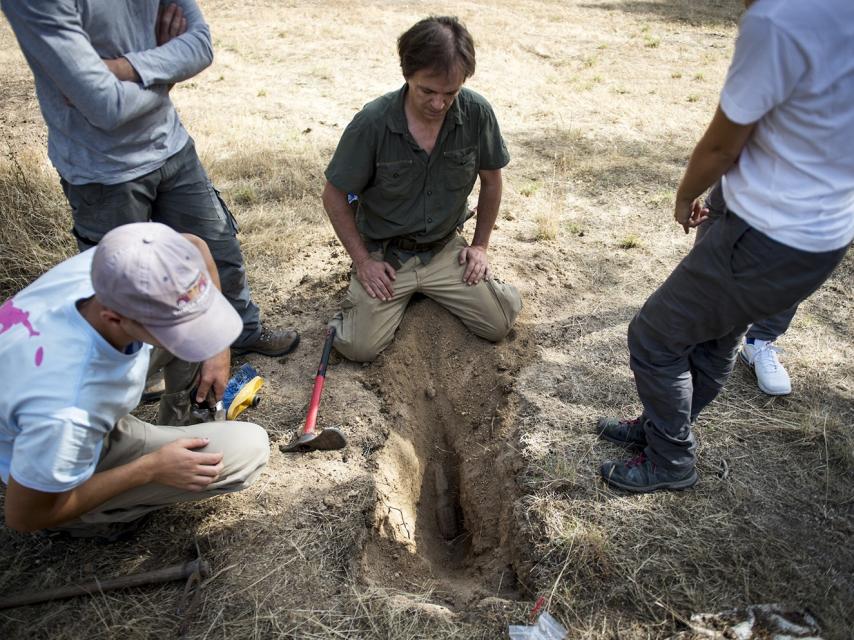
[357,297,533,611]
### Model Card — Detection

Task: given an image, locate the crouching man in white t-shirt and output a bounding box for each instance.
[0,222,269,539]
[596,0,853,493]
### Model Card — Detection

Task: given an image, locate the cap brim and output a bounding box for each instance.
[146,290,242,362]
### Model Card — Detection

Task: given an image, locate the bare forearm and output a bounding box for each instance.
[122,0,212,87]
[180,233,229,401]
[6,459,154,532]
[103,57,141,83]
[322,182,371,266]
[676,105,756,204]
[472,177,502,249]
[676,143,738,204]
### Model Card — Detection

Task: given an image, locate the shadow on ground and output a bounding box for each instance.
[580,0,742,27]
[511,125,690,199]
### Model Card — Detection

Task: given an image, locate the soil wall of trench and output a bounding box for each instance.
[356,298,535,610]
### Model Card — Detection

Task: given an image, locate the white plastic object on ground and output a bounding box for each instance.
[508,612,567,640]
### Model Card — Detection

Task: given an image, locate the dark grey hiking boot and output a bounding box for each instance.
[600,453,698,493]
[233,326,300,357]
[597,416,647,450]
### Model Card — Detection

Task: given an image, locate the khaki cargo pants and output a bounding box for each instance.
[58,349,270,533]
[330,235,522,362]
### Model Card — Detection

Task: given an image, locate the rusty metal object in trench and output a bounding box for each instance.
[280,326,347,453]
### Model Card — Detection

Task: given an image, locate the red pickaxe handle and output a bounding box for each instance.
[302,326,336,436]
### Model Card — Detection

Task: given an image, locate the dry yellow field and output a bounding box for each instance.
[1,1,852,638]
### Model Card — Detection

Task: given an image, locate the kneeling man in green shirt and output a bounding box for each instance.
[322,16,522,362]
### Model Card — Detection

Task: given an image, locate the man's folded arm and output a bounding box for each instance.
[123,0,214,88]
[1,0,165,131]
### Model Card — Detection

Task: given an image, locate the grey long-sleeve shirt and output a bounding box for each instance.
[1,0,213,185]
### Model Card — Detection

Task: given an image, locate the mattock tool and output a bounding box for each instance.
[0,558,210,611]
[280,326,347,453]
[0,541,210,637]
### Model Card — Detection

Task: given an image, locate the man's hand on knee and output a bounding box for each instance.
[356,257,397,301]
[144,438,224,492]
[459,245,491,285]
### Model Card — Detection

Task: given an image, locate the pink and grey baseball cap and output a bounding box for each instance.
[91,222,242,362]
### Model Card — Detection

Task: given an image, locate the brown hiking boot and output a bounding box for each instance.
[233,326,300,357]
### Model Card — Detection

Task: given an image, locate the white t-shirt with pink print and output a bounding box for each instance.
[0,250,151,493]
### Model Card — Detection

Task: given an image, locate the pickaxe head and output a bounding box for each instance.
[279,425,347,453]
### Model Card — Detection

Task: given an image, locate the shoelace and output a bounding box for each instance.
[625,453,647,468]
[753,342,783,374]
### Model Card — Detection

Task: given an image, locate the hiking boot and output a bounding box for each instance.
[597,416,647,450]
[600,453,698,493]
[739,338,791,396]
[233,326,300,357]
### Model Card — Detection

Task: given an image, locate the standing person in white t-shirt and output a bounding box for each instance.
[700,181,795,396]
[0,223,270,539]
[596,0,853,493]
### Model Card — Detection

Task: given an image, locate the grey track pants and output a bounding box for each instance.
[630,210,848,471]
[701,182,796,342]
[61,139,261,346]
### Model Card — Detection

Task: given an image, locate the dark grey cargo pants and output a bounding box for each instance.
[701,182,797,341]
[61,139,261,346]
[629,210,848,471]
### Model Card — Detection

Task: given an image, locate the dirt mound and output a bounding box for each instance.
[359,298,531,610]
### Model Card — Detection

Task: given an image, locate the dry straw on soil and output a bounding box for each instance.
[1,1,853,638]
[0,144,74,299]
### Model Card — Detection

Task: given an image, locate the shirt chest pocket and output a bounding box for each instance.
[442,147,477,191]
[375,160,416,200]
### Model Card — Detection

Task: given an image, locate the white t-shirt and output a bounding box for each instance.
[720,0,854,253]
[0,251,151,492]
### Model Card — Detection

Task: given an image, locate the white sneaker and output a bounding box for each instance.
[739,339,792,396]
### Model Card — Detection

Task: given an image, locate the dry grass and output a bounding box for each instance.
[0,145,74,299]
[1,0,853,638]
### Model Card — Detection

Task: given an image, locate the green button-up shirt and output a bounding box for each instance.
[325,85,510,243]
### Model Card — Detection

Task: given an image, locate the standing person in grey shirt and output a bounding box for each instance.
[1,0,299,358]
